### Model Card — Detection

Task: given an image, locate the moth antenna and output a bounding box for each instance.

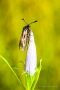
[29,20,38,25]
[21,18,28,24]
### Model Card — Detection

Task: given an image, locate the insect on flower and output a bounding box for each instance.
[19,18,38,50]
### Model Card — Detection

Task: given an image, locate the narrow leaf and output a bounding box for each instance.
[19,60,25,65]
[12,66,24,72]
[31,59,42,90]
[0,55,26,90]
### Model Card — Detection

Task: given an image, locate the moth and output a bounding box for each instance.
[19,18,37,50]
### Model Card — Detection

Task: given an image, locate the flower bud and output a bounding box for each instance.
[25,30,37,76]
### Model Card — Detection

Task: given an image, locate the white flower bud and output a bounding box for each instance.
[25,30,37,76]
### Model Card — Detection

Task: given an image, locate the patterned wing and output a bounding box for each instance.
[19,29,27,50]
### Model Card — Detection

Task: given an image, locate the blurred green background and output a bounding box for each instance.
[0,0,60,90]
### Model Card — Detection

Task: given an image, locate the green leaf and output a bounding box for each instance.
[30,59,42,90]
[19,60,25,65]
[0,55,26,90]
[12,66,24,72]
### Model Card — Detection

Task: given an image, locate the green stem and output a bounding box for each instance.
[0,55,26,90]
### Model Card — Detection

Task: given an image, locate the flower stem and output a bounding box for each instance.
[0,55,25,90]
